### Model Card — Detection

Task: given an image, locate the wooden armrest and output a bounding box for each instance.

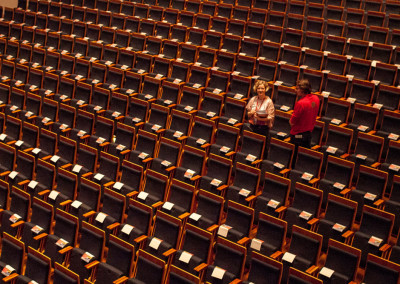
[107,223,120,230]
[233,122,243,128]
[38,189,50,197]
[177,135,188,141]
[41,155,52,161]
[194,263,208,272]
[126,191,138,198]
[142,157,153,163]
[103,181,114,187]
[380,243,391,252]
[306,265,319,275]
[156,129,165,134]
[2,273,19,282]
[11,220,24,228]
[342,230,354,239]
[275,206,287,213]
[152,201,164,209]
[368,130,376,135]
[217,184,228,191]
[207,224,219,232]
[0,171,10,177]
[81,134,90,139]
[340,188,351,195]
[178,212,191,220]
[371,162,381,168]
[34,232,48,240]
[82,172,93,178]
[162,248,176,257]
[251,159,262,165]
[200,143,211,149]
[6,140,16,146]
[59,246,74,254]
[60,200,72,207]
[100,141,110,147]
[18,179,30,186]
[311,145,321,150]
[114,276,129,284]
[165,166,176,172]
[340,153,350,159]
[270,251,283,260]
[280,168,290,175]
[61,163,72,169]
[190,175,201,181]
[307,218,319,226]
[309,178,319,185]
[134,235,147,244]
[83,211,96,218]
[237,237,250,245]
[120,149,131,155]
[225,151,236,157]
[374,199,384,207]
[229,279,241,284]
[85,260,100,270]
[245,195,257,202]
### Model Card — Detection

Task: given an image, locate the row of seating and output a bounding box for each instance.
[1,160,400,283]
[19,0,400,29]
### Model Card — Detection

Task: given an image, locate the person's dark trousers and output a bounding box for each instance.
[250,124,270,159]
[290,131,312,164]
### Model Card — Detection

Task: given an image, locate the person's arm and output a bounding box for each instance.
[290,101,302,126]
[246,97,256,118]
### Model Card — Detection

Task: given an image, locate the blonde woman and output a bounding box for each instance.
[246,80,275,156]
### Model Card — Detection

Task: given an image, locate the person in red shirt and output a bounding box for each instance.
[289,79,320,149]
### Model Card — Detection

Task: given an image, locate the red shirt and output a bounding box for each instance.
[290,93,320,135]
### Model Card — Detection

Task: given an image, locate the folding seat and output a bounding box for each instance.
[366,26,389,45]
[87,235,135,283]
[125,16,140,34]
[194,14,211,30]
[244,252,283,284]
[9,23,23,42]
[19,197,54,251]
[0,233,25,280]
[235,130,266,166]
[23,68,43,94]
[374,85,400,111]
[276,226,323,283]
[249,8,267,25]
[345,7,364,24]
[214,51,235,73]
[233,55,256,78]
[282,183,322,234]
[86,117,114,152]
[361,254,400,283]
[344,23,367,41]
[125,249,167,284]
[143,210,183,262]
[196,47,217,68]
[316,192,357,251]
[346,39,369,59]
[301,49,324,71]
[152,23,170,40]
[346,58,371,81]
[346,103,379,145]
[286,14,305,31]
[318,123,352,163]
[349,163,387,219]
[386,177,400,242]
[204,237,247,283]
[139,19,156,36]
[375,109,400,154]
[224,162,260,208]
[164,109,193,142]
[34,98,59,130]
[216,3,233,19]
[0,179,9,210]
[5,88,25,116]
[260,138,294,177]
[269,110,292,140]
[225,19,245,37]
[147,138,180,178]
[196,92,224,121]
[304,18,324,37]
[179,11,195,28]
[197,154,232,197]
[320,96,351,127]
[7,150,35,188]
[84,9,98,25]
[350,206,394,267]
[323,35,346,56]
[276,64,300,87]
[113,198,152,248]
[128,130,158,168]
[1,115,22,144]
[185,0,201,13]
[322,74,349,98]
[344,79,375,106]
[324,19,345,37]
[175,86,202,114]
[14,247,51,283]
[254,59,276,84]
[97,11,112,28]
[368,44,393,65]
[371,62,398,87]
[36,14,48,30]
[264,25,284,45]
[323,53,347,76]
[122,97,149,129]
[282,28,303,47]
[272,85,298,112]
[365,11,385,28]
[287,147,323,195]
[174,145,207,186]
[142,104,170,136]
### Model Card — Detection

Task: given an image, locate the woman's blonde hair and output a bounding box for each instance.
[253,80,270,93]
